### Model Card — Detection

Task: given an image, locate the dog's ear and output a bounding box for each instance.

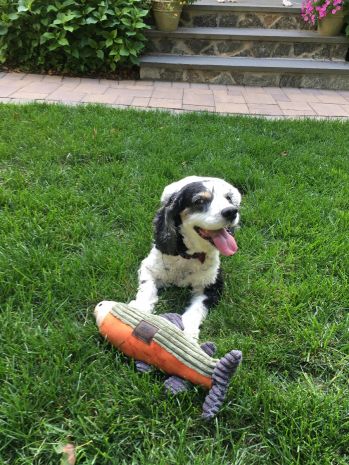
[153,193,181,255]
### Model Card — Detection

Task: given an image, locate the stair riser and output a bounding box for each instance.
[140,66,349,90]
[180,10,313,30]
[147,37,348,61]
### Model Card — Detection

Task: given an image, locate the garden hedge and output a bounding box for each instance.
[0,0,150,74]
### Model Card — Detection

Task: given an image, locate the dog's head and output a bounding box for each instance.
[154,176,241,256]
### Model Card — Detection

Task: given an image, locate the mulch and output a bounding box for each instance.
[0,65,140,81]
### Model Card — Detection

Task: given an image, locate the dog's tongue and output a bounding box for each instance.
[204,228,238,256]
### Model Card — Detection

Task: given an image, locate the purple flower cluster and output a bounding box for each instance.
[301,0,343,24]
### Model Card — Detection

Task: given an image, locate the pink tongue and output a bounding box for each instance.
[206,229,238,256]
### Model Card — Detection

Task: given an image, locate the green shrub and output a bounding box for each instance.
[0,0,150,73]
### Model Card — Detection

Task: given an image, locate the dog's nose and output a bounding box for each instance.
[221,207,238,221]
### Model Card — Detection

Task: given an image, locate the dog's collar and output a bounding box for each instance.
[180,252,206,264]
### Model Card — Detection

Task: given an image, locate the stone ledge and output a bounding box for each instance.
[141,55,349,74]
[146,27,349,44]
[140,65,349,89]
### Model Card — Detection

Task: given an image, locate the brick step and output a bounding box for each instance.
[180,0,312,30]
[140,54,349,89]
[146,27,349,61]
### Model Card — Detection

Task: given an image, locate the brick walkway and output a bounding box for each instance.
[1,71,349,118]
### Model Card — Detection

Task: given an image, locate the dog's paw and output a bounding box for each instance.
[181,313,201,341]
[185,331,199,342]
[182,326,200,342]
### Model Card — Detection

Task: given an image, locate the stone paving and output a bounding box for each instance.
[1,71,349,118]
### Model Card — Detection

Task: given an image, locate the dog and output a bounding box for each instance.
[129,176,242,341]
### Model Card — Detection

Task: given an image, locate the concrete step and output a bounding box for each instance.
[180,0,312,30]
[140,54,349,89]
[146,27,349,61]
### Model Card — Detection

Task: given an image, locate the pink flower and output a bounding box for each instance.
[300,0,342,23]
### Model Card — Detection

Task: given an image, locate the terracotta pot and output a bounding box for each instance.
[152,0,182,32]
[318,11,344,36]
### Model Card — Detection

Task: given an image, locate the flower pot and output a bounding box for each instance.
[318,11,344,36]
[152,0,183,32]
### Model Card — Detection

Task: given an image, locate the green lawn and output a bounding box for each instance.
[0,103,348,465]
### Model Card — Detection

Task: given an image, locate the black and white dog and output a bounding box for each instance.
[129,176,241,341]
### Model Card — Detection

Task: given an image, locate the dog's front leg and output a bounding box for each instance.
[181,293,208,341]
[182,271,223,341]
[129,261,159,314]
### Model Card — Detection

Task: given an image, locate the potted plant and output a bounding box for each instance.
[152,0,194,32]
[301,0,346,35]
[344,0,349,38]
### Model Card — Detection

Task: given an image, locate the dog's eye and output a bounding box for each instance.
[192,194,207,206]
[225,194,233,203]
[192,192,212,207]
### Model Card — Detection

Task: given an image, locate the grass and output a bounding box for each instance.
[0,103,348,465]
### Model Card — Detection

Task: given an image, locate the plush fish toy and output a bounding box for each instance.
[94,301,242,420]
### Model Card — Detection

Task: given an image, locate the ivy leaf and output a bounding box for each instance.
[83,6,95,14]
[40,32,56,44]
[48,42,61,51]
[85,17,98,24]
[0,24,8,36]
[71,48,79,58]
[53,12,78,24]
[129,54,139,65]
[119,47,129,56]
[47,5,58,12]
[8,13,19,20]
[17,0,30,12]
[87,38,97,48]
[62,0,77,7]
[58,37,69,46]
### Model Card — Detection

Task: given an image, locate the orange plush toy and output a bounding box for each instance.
[95,301,242,420]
